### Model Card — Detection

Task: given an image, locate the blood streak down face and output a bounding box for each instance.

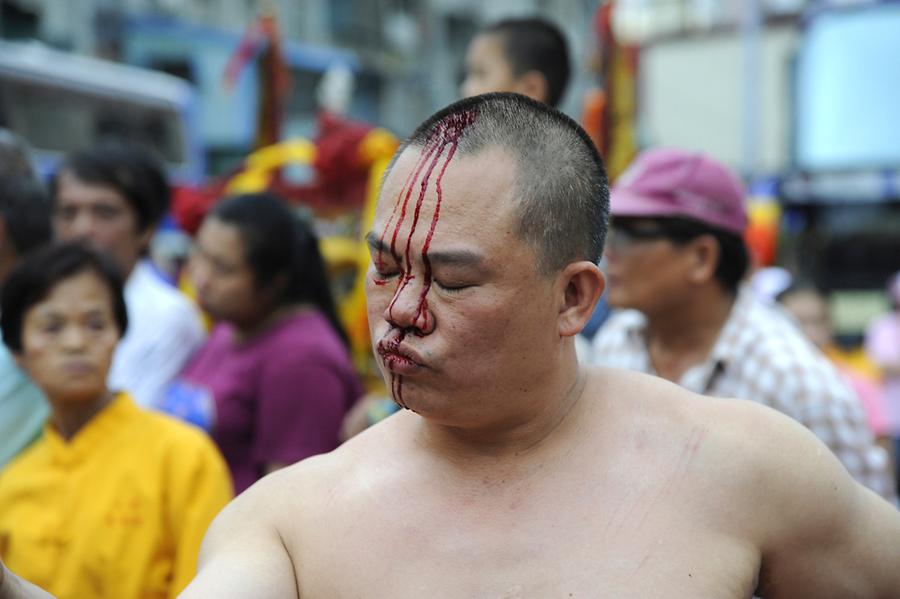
[371,111,476,409]
[366,115,563,424]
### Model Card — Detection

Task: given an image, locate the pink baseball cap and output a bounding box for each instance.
[611,148,748,234]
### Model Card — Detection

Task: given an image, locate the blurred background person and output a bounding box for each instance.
[0,130,52,471]
[162,193,361,494]
[779,285,891,453]
[460,16,570,108]
[865,272,900,488]
[590,147,896,502]
[0,242,231,599]
[50,143,206,408]
[0,180,52,471]
[0,129,35,181]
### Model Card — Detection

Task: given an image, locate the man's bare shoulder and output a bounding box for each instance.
[181,416,417,598]
[593,366,845,506]
[606,371,900,597]
[248,411,416,515]
[592,366,766,440]
[596,365,812,442]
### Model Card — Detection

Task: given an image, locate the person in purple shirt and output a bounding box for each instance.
[161,193,362,493]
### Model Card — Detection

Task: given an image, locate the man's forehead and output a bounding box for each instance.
[382,144,517,199]
[372,143,522,253]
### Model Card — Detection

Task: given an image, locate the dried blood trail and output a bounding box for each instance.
[378,110,477,408]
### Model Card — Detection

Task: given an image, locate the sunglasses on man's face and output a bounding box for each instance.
[607,219,702,252]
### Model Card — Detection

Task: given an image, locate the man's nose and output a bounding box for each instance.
[383,274,435,335]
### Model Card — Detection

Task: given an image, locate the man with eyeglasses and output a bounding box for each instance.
[591,147,897,502]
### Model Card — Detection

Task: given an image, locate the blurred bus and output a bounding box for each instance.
[0,39,204,184]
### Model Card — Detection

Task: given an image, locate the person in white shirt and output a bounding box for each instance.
[49,143,205,408]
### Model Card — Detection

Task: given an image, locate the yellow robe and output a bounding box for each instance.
[0,393,232,598]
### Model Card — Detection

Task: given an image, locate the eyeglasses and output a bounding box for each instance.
[606,220,704,254]
[606,225,672,253]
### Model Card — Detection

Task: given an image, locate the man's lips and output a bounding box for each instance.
[376,337,426,368]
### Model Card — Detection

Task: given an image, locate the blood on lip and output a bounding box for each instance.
[382,352,415,367]
[377,339,418,365]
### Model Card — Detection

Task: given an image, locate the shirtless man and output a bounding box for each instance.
[181,93,900,598]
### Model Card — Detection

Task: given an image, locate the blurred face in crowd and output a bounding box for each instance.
[461,33,520,99]
[17,269,120,405]
[53,170,152,276]
[190,216,268,328]
[603,218,697,314]
[780,290,832,349]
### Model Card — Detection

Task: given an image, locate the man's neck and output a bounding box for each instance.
[644,288,736,383]
[414,351,589,469]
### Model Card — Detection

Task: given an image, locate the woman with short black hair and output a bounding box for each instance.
[0,242,231,599]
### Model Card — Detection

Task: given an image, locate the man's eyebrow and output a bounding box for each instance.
[365,232,485,269]
[426,249,485,269]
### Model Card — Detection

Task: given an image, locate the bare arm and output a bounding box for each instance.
[0,561,54,599]
[178,473,300,599]
[752,409,900,598]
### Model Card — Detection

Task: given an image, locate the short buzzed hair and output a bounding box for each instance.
[394,92,609,275]
[484,18,570,108]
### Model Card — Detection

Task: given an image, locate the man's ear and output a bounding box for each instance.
[686,235,720,285]
[557,261,605,337]
[514,71,550,105]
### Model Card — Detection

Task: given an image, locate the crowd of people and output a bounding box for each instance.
[1,14,899,599]
[0,133,360,597]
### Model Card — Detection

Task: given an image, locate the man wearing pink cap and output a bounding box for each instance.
[592,148,896,501]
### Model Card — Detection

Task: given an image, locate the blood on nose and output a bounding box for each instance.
[385,273,433,334]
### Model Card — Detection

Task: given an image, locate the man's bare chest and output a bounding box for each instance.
[295,494,758,598]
